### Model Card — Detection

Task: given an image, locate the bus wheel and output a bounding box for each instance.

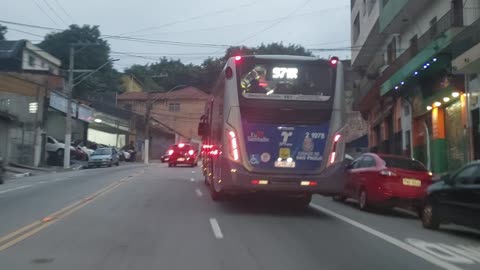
[209,180,224,201]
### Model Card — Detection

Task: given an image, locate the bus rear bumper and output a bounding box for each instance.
[218,160,346,196]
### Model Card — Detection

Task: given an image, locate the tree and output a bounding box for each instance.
[124,42,313,94]
[0,24,7,40]
[39,25,121,98]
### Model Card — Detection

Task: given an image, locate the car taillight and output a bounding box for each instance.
[168,150,174,156]
[228,130,239,161]
[188,149,194,155]
[380,170,396,176]
[300,181,318,186]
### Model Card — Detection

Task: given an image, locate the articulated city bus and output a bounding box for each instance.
[198,55,347,207]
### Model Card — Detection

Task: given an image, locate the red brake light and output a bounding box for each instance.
[188,149,194,155]
[178,143,185,148]
[235,56,242,61]
[330,152,336,164]
[330,56,339,66]
[334,134,341,142]
[228,130,239,161]
[168,150,174,156]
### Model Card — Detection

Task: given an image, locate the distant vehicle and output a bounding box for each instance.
[421,161,480,230]
[334,153,433,212]
[198,55,347,206]
[88,147,120,168]
[46,136,75,157]
[167,143,198,167]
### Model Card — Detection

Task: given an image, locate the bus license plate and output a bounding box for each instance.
[275,161,296,168]
[177,158,185,162]
[402,178,421,187]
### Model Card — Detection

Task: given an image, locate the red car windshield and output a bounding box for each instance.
[382,157,427,172]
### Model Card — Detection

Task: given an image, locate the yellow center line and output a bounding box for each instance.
[0,171,144,252]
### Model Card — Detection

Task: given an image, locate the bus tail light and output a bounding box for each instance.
[329,134,341,164]
[188,149,195,156]
[251,180,268,185]
[168,150,174,156]
[228,130,239,161]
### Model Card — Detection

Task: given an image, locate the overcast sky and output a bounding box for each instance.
[3,0,351,70]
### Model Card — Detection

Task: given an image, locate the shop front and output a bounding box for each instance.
[87,111,130,149]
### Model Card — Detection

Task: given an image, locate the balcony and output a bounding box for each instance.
[380,0,431,33]
[380,9,465,95]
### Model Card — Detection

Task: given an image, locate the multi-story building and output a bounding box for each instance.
[117,86,208,153]
[351,0,480,173]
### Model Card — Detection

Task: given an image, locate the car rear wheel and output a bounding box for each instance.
[421,201,440,230]
[358,189,369,211]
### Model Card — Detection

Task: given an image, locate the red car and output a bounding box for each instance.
[335,153,433,212]
[167,143,199,167]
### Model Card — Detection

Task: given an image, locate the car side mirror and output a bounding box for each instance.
[198,122,209,137]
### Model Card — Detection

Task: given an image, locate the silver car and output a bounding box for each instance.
[88,148,120,168]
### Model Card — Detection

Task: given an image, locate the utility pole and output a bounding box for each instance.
[143,85,188,165]
[64,45,74,169]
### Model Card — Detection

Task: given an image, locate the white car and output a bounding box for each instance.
[46,136,75,156]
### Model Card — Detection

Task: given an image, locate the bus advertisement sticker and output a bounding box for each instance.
[261,152,271,163]
[279,148,291,159]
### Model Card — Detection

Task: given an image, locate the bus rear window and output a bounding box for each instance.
[382,157,428,172]
[238,60,332,101]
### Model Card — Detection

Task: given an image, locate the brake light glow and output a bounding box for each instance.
[330,152,336,164]
[235,56,242,61]
[300,181,317,186]
[210,149,219,156]
[168,150,174,155]
[188,149,194,155]
[229,130,239,161]
[330,56,339,66]
[334,134,341,142]
[179,143,185,148]
[251,180,268,185]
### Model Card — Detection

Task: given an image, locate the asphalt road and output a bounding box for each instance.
[0,163,479,270]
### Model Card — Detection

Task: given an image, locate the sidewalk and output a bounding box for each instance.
[4,160,86,181]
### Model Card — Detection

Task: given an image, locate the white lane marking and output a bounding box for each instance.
[310,204,463,270]
[190,178,195,182]
[51,177,69,182]
[0,185,33,194]
[195,189,203,197]
[209,218,223,239]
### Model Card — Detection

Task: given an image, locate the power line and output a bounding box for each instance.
[7,27,45,38]
[117,0,258,36]
[52,0,75,23]
[41,0,68,25]
[30,0,60,26]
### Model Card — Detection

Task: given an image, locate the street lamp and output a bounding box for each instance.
[144,85,188,165]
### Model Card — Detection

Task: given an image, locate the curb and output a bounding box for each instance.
[11,172,32,179]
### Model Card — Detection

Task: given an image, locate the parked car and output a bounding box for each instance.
[46,136,75,157]
[334,153,433,212]
[421,161,480,230]
[88,147,120,168]
[167,143,198,167]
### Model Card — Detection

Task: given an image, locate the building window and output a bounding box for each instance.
[169,103,180,112]
[28,55,35,67]
[353,13,360,42]
[387,37,397,64]
[124,103,132,111]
